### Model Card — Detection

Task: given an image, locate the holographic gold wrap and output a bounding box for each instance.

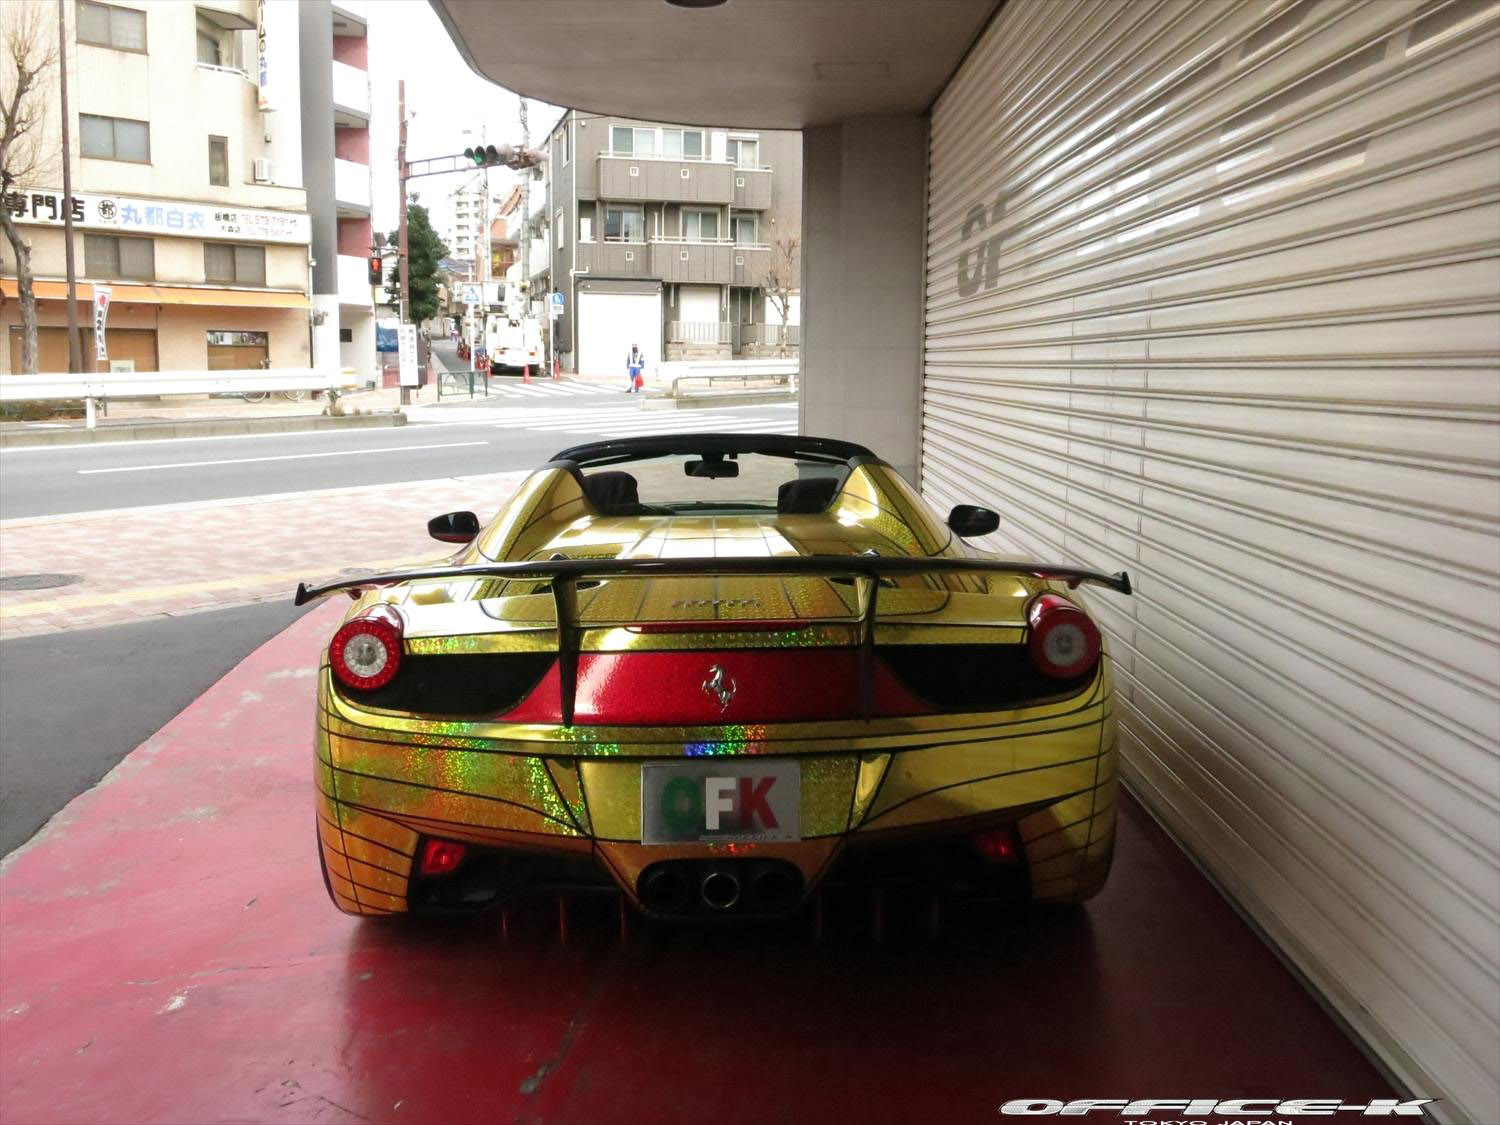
[313,460,1118,915]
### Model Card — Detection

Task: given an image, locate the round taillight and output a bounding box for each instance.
[329,615,403,690]
[1026,594,1101,680]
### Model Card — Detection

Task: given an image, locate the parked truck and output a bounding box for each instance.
[484,315,543,376]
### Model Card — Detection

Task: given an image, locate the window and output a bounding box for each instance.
[561,122,570,165]
[727,136,759,166]
[339,328,353,343]
[603,205,644,242]
[554,209,565,250]
[580,215,594,242]
[84,234,154,279]
[208,136,228,186]
[682,209,720,241]
[731,214,757,244]
[77,1,146,51]
[206,330,269,370]
[79,114,149,162]
[204,242,266,286]
[196,27,220,66]
[662,129,704,159]
[610,126,659,157]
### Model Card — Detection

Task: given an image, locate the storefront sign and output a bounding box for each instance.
[92,288,111,361]
[397,324,419,387]
[6,189,310,244]
[256,0,270,111]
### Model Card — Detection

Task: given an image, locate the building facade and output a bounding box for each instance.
[0,0,376,381]
[542,111,801,377]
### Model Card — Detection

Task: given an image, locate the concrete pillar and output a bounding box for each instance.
[298,1,337,375]
[800,116,926,483]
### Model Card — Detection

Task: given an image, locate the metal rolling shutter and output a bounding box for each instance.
[922,1,1499,1118]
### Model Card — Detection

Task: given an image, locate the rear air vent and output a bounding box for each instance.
[335,653,555,717]
[879,645,1094,711]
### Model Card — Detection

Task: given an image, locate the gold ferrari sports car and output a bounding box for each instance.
[297,434,1131,920]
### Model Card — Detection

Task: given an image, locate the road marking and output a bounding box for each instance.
[75,441,488,474]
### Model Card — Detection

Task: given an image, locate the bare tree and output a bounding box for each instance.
[762,234,799,357]
[0,1,58,374]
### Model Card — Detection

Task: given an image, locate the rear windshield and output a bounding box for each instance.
[581,453,845,513]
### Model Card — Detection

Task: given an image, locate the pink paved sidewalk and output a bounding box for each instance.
[0,472,529,638]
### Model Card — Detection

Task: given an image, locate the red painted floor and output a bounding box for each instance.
[0,604,1394,1125]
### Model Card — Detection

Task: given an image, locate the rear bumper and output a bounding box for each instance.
[314,662,1118,915]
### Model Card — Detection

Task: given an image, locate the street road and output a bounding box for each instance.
[0,600,309,856]
[0,394,798,519]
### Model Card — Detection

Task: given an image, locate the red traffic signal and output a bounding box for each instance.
[367,255,382,285]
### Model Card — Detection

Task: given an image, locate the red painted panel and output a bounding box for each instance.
[332,34,367,68]
[334,125,369,164]
[502,649,932,724]
[337,216,372,257]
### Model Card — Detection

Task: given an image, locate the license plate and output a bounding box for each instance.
[641,760,801,844]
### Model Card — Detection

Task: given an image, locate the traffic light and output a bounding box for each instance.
[367,254,382,285]
[463,143,545,170]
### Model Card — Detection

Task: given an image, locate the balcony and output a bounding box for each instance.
[732,166,773,211]
[576,241,650,278]
[596,153,737,206]
[334,158,370,214]
[336,254,373,307]
[332,61,369,124]
[649,239,769,285]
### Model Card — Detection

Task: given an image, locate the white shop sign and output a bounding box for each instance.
[6,188,310,244]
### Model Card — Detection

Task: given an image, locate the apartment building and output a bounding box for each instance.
[0,0,376,379]
[543,111,800,376]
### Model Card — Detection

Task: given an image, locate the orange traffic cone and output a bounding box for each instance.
[522,363,531,384]
[552,357,561,381]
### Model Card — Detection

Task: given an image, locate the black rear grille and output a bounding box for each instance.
[337,652,555,717]
[879,645,1093,711]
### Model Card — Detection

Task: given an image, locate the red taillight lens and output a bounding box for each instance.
[329,613,403,690]
[971,827,1021,864]
[418,839,467,877]
[1026,593,1101,680]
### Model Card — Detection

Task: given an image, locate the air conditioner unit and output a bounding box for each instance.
[253,157,274,183]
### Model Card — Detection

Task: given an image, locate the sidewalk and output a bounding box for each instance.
[0,471,530,638]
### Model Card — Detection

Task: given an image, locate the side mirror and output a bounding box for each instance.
[948,504,999,538]
[428,510,480,544]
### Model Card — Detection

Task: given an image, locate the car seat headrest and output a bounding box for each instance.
[583,470,639,515]
[777,476,840,514]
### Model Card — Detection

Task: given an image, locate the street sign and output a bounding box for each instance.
[397,323,419,387]
[548,291,563,319]
[459,284,484,307]
[92,287,111,361]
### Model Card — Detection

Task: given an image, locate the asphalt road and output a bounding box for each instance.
[0,599,309,857]
[0,395,797,519]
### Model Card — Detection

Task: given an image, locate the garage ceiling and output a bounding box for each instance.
[429,0,1000,129]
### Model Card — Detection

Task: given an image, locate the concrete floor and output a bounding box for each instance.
[0,604,1394,1124]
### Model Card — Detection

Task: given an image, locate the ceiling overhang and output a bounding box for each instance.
[428,0,1000,130]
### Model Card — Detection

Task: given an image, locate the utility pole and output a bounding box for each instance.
[57,0,81,374]
[397,80,410,406]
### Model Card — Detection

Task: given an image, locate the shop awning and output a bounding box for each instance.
[0,280,310,309]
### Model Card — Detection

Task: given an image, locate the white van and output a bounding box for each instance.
[484,315,543,375]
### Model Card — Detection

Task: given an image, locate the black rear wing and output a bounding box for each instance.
[296,556,1130,724]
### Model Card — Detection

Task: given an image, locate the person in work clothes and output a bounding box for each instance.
[626,344,644,393]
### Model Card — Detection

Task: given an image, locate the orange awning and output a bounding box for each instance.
[0,280,310,309]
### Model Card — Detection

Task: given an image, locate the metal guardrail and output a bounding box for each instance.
[670,369,796,397]
[0,368,354,428]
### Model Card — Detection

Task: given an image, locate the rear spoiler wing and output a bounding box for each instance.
[295,557,1130,724]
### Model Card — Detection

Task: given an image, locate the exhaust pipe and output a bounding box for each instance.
[700,869,742,911]
[638,866,690,914]
[751,865,796,911]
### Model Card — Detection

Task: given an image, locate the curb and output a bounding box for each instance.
[640,391,798,410]
[0,411,407,448]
